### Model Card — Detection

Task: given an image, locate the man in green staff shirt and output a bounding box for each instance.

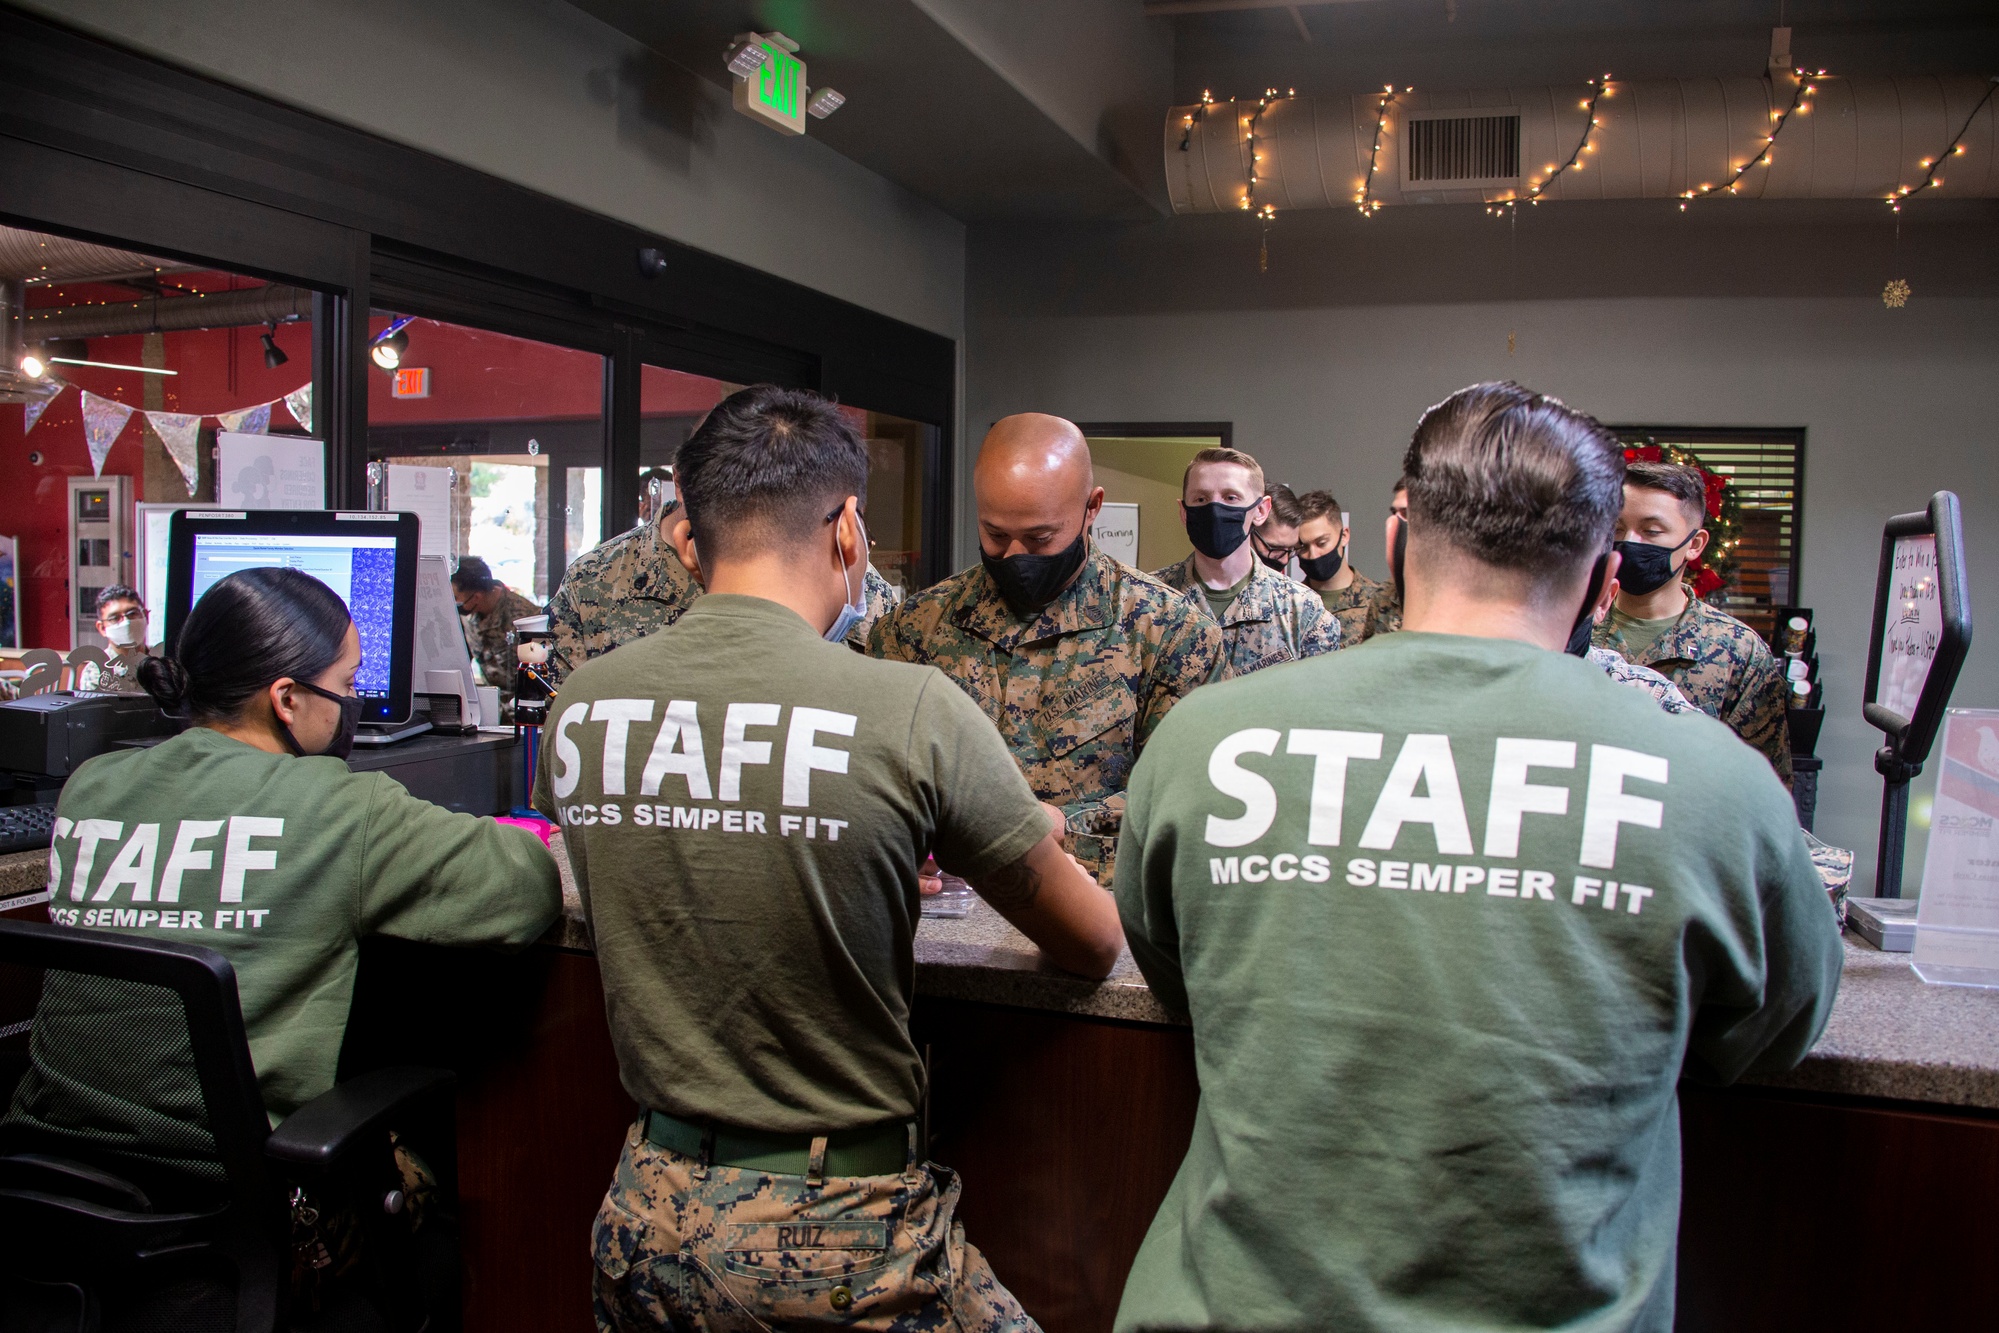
[539,384,1121,1333]
[1112,381,1840,1333]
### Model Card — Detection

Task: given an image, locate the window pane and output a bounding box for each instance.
[0,222,316,651]
[368,313,605,603]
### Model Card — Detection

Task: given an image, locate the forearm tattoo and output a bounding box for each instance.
[975,854,1045,912]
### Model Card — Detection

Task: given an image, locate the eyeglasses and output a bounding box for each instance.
[98,606,147,626]
[1251,532,1303,559]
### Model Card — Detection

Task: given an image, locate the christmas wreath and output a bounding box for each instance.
[1621,442,1741,599]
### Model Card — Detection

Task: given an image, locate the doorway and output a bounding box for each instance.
[1076,422,1232,575]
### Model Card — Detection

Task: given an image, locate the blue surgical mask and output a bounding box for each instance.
[824,505,869,644]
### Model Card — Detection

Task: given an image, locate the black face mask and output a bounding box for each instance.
[1566,554,1614,657]
[982,528,1088,619]
[1183,502,1254,560]
[1252,537,1291,574]
[1389,514,1408,599]
[281,678,363,760]
[1611,529,1698,596]
[1298,544,1346,584]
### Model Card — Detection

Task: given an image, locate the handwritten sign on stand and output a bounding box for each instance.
[1863,491,1972,898]
[1912,709,1999,987]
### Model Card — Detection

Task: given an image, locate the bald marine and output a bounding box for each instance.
[868,412,1226,886]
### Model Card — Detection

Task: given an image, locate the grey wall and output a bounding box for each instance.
[17,0,966,338]
[967,201,1999,893]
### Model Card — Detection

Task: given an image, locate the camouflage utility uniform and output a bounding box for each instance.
[1364,580,1403,639]
[868,543,1225,883]
[1316,570,1384,648]
[546,517,897,684]
[595,1123,1030,1333]
[1586,645,1697,714]
[1593,590,1792,784]
[1152,555,1338,675]
[462,586,543,694]
[546,521,703,687]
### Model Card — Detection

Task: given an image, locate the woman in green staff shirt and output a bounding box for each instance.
[6,566,562,1175]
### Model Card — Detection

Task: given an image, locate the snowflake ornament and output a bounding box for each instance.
[1882,278,1911,309]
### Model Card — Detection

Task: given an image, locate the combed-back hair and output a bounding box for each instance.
[451,555,499,592]
[140,567,353,722]
[1624,460,1708,528]
[93,583,141,615]
[1401,381,1625,576]
[676,385,869,563]
[1182,446,1264,497]
[1293,489,1343,524]
[1261,484,1303,528]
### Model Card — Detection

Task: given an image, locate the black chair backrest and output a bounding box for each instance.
[0,919,282,1306]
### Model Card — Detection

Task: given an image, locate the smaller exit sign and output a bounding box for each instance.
[733,37,806,135]
[391,367,431,399]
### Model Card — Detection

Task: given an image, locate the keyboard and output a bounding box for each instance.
[0,803,58,855]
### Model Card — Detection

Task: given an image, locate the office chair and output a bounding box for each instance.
[0,918,454,1333]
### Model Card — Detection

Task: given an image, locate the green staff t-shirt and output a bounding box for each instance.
[536,594,1050,1133]
[1114,632,1841,1333]
[10,728,561,1173]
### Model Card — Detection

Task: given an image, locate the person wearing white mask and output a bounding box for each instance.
[85,584,153,693]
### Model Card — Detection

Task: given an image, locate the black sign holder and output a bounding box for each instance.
[1861,491,1973,897]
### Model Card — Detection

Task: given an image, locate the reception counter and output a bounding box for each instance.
[7,844,1999,1331]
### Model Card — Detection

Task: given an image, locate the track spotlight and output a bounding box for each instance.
[370,316,414,371]
[261,325,288,369]
[18,352,45,379]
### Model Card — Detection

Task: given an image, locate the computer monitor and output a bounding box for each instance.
[165,510,422,726]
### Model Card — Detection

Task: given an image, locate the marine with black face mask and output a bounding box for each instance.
[869,414,1225,885]
[1592,459,1792,784]
[1151,447,1337,675]
[12,566,561,1174]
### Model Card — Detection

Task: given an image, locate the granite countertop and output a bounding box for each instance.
[15,836,1999,1112]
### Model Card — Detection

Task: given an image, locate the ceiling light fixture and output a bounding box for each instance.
[261,324,288,370]
[807,87,845,119]
[18,352,45,379]
[726,35,769,80]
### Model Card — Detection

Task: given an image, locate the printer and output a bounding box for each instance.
[0,692,174,787]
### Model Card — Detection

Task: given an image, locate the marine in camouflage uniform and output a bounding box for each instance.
[547,516,898,683]
[1318,569,1385,648]
[461,585,543,694]
[1364,579,1403,639]
[1586,644,1697,714]
[594,1122,1030,1333]
[867,541,1226,884]
[1593,590,1792,783]
[1151,554,1338,675]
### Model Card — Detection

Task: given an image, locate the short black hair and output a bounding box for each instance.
[93,584,141,615]
[1402,381,1624,578]
[1624,460,1707,529]
[451,556,498,592]
[140,567,352,722]
[676,385,868,563]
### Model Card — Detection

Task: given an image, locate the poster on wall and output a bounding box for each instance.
[1094,502,1140,566]
[0,535,16,649]
[217,432,324,510]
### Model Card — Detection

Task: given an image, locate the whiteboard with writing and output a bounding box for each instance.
[1094,503,1139,566]
[1877,533,1941,721]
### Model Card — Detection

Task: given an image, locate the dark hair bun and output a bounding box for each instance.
[138,656,191,714]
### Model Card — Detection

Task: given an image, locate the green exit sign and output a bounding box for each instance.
[733,38,806,136]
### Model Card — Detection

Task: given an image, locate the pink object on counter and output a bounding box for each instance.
[495,815,559,848]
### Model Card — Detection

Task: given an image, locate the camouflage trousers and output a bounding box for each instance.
[592,1121,1040,1333]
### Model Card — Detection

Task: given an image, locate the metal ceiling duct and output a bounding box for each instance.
[0,225,193,283]
[22,284,316,340]
[1167,75,1999,213]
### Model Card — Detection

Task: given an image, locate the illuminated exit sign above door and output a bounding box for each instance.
[391,367,431,399]
[733,36,806,135]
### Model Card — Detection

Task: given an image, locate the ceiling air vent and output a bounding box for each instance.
[1402,110,1521,188]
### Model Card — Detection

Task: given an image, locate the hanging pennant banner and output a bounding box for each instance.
[79,390,135,477]
[145,410,204,495]
[20,379,63,434]
[216,402,272,436]
[283,383,313,435]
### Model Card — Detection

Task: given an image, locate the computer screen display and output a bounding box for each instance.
[166,510,421,725]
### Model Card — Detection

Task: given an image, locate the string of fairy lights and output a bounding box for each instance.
[1886,75,1998,211]
[1183,64,1990,274]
